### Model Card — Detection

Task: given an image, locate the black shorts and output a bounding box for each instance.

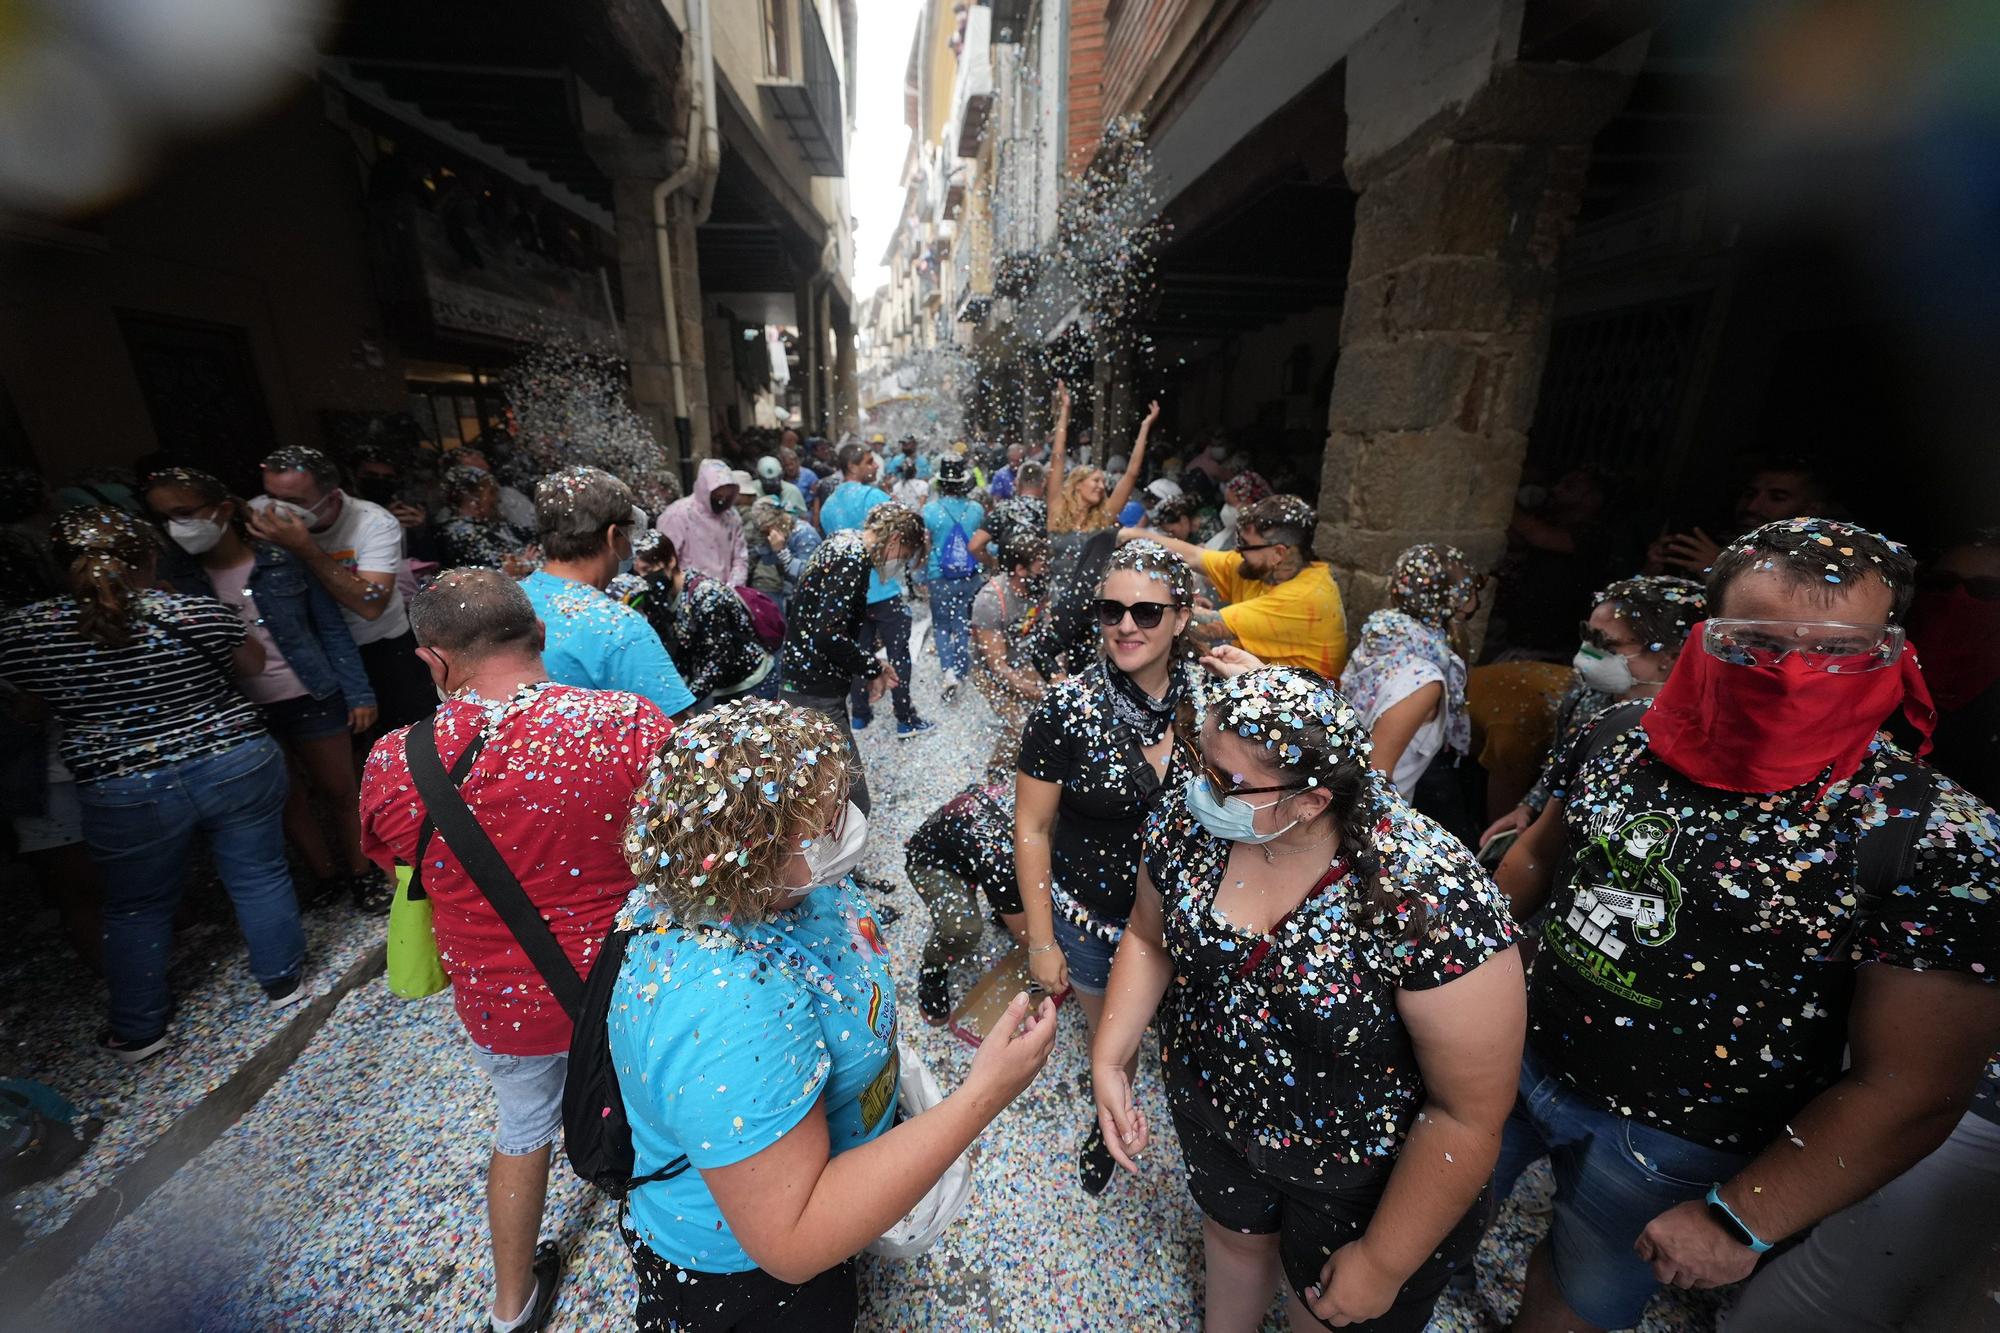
[1170,1104,1489,1333]
[623,1229,856,1333]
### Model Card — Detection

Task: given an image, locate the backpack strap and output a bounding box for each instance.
[407,716,587,1019]
[406,734,487,902]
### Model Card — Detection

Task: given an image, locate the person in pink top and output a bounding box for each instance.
[656,459,748,586]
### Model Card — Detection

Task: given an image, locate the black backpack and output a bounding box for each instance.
[406,718,687,1200]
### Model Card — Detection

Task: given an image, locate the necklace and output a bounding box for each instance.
[1261,826,1336,862]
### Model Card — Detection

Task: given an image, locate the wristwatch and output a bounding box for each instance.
[1704,1186,1773,1254]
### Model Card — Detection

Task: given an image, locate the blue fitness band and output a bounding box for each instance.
[1705,1186,1773,1254]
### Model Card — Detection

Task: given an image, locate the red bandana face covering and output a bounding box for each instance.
[1643,621,1937,797]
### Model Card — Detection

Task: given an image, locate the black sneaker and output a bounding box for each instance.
[918,966,951,1026]
[262,973,308,1009]
[348,871,394,916]
[488,1240,563,1333]
[98,1029,169,1066]
[1079,1120,1117,1196]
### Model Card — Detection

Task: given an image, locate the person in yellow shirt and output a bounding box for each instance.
[1117,494,1349,677]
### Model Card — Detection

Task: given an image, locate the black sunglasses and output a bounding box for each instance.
[1197,752,1305,798]
[1234,539,1279,553]
[1922,571,2000,602]
[1094,598,1173,630]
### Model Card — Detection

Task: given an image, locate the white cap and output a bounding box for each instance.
[729,470,757,493]
[1145,478,1183,504]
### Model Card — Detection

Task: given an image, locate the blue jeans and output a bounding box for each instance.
[849,597,915,725]
[79,735,304,1041]
[1492,1045,1753,1328]
[928,574,984,678]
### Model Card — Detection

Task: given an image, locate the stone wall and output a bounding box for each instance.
[1318,61,1634,623]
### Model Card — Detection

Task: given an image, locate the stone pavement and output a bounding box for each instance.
[8,647,1725,1331]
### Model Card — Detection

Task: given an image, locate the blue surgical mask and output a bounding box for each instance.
[1184,775,1298,844]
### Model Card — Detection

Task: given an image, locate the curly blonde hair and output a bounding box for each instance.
[623,698,850,924]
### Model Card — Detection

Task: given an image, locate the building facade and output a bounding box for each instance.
[0,0,861,491]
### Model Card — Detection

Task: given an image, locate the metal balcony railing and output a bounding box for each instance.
[759,0,844,176]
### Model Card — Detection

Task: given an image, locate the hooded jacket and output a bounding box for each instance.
[656,458,748,586]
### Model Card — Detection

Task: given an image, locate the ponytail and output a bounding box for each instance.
[51,505,158,648]
[67,551,140,647]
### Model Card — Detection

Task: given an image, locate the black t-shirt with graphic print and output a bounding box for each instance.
[1535,706,2000,1150]
[1141,781,1517,1176]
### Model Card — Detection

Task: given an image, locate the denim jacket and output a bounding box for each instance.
[163,542,376,709]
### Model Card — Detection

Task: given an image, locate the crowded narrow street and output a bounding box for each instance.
[13,649,1721,1332]
[4,2,1999,1332]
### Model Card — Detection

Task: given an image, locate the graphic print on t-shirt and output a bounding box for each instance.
[1544,810,1684,1009]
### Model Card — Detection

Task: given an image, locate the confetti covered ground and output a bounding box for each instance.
[22,611,1726,1330]
[1,890,383,1248]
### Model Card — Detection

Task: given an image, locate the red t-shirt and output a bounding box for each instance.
[360,682,673,1055]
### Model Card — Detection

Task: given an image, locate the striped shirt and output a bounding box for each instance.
[0,591,265,783]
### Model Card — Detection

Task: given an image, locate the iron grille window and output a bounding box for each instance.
[1529,294,1709,476]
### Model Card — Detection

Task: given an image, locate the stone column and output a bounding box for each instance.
[1317,61,1635,623]
[832,302,858,437]
[594,136,714,473]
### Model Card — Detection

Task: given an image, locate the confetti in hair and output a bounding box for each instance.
[1389,543,1481,630]
[1102,537,1192,607]
[624,698,850,926]
[1593,575,1706,653]
[1710,516,1917,621]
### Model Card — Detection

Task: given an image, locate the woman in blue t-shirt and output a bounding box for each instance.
[608,698,1058,1331]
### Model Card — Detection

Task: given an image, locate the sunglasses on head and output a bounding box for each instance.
[1922,570,2000,601]
[1094,598,1174,630]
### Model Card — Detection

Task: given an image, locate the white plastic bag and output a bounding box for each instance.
[868,1042,974,1258]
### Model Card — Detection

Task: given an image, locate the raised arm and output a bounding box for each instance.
[1045,382,1071,505]
[249,507,397,622]
[1101,400,1159,520]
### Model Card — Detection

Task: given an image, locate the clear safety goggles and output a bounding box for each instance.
[1701,618,1904,675]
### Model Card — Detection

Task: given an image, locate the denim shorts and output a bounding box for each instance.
[261,692,350,742]
[1052,914,1118,996]
[466,1041,569,1156]
[1492,1045,1752,1328]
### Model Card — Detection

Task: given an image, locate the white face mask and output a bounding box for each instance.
[1573,644,1637,695]
[1208,444,1228,461]
[880,557,906,582]
[251,494,326,528]
[167,515,225,554]
[802,801,868,886]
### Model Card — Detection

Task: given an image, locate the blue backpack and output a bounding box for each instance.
[937,503,979,578]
